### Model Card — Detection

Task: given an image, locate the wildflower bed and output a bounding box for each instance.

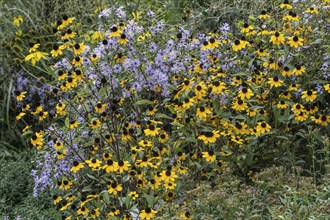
[9,0,330,219]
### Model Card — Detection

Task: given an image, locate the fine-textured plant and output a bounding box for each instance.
[9,0,330,219]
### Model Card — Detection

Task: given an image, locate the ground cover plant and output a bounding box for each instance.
[2,0,330,219]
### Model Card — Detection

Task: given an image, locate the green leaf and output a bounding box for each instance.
[87,174,98,181]
[135,99,153,106]
[100,190,110,204]
[154,113,172,120]
[143,194,155,207]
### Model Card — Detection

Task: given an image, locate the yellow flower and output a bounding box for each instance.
[270,32,285,45]
[139,208,157,220]
[159,132,169,143]
[92,31,104,40]
[295,111,308,122]
[267,76,283,87]
[202,150,216,162]
[31,131,43,150]
[232,39,246,51]
[90,119,101,129]
[69,120,79,129]
[116,160,130,173]
[73,43,86,55]
[109,26,122,38]
[293,65,306,76]
[128,191,139,200]
[51,45,65,57]
[85,158,102,170]
[180,211,192,220]
[95,101,106,113]
[241,23,254,34]
[237,87,254,100]
[103,159,118,173]
[255,121,272,135]
[231,98,247,112]
[29,43,40,53]
[197,130,220,144]
[118,34,129,44]
[15,91,27,101]
[70,161,84,173]
[288,36,303,48]
[324,84,330,93]
[25,51,48,65]
[108,182,123,196]
[277,100,289,109]
[305,7,318,14]
[144,125,160,136]
[16,112,25,121]
[258,10,270,19]
[301,90,317,102]
[13,15,23,27]
[291,103,305,114]
[90,208,101,219]
[52,195,62,205]
[164,181,176,190]
[72,56,83,66]
[77,206,89,215]
[196,106,212,120]
[280,1,293,9]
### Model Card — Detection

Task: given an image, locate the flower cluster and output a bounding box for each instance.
[15,0,330,219]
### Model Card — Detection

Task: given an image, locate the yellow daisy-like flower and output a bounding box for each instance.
[95,101,106,113]
[52,195,62,205]
[73,43,86,55]
[301,90,317,102]
[277,100,289,109]
[116,160,131,173]
[25,51,48,65]
[255,121,272,135]
[31,131,43,150]
[109,26,122,38]
[237,87,254,100]
[202,150,216,162]
[180,211,192,220]
[305,7,318,14]
[144,125,161,136]
[51,45,65,57]
[103,159,118,173]
[72,56,83,66]
[13,15,23,27]
[196,106,212,120]
[232,39,246,51]
[90,208,101,219]
[77,206,89,215]
[293,65,306,76]
[90,119,101,129]
[85,158,102,170]
[288,36,303,48]
[16,112,25,120]
[108,181,123,196]
[128,191,139,200]
[324,84,330,93]
[231,98,247,112]
[197,130,220,144]
[69,120,79,129]
[280,0,292,9]
[267,76,283,87]
[70,160,84,173]
[139,208,157,220]
[258,10,270,19]
[118,33,129,44]
[270,32,285,45]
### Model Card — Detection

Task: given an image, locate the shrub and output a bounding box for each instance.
[11,0,330,219]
